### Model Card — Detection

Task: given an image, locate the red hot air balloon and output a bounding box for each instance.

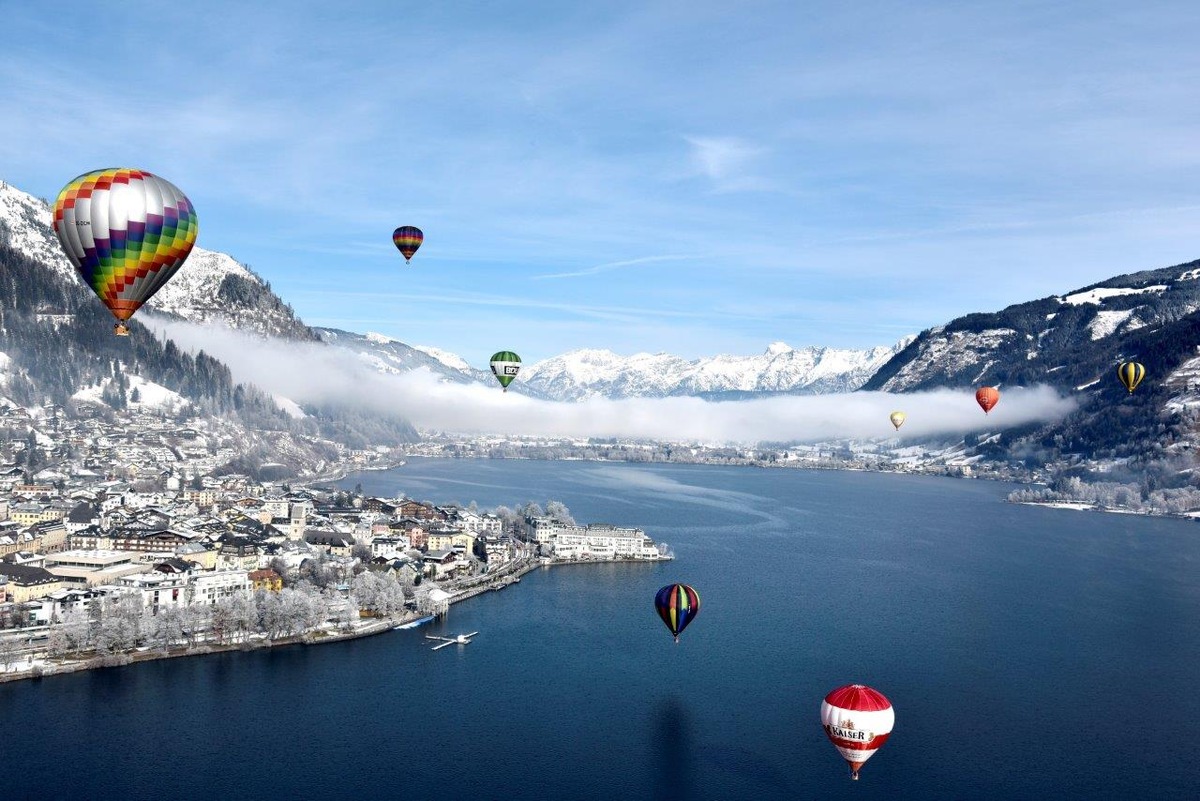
[821,684,895,780]
[975,386,1000,414]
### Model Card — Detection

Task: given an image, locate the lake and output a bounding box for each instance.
[4,458,1198,799]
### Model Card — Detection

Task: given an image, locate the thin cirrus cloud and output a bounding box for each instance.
[534,254,691,280]
[683,136,772,192]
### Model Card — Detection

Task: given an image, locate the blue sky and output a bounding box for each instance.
[2,1,1200,366]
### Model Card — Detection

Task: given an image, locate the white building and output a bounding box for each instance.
[113,571,188,613]
[524,516,584,544]
[553,524,662,560]
[189,569,251,606]
[371,535,410,560]
[27,587,109,625]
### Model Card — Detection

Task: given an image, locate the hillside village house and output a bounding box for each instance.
[0,563,64,603]
[249,568,283,592]
[370,535,410,560]
[110,528,191,553]
[27,587,107,625]
[426,527,477,555]
[9,503,66,526]
[304,529,354,557]
[422,549,462,578]
[396,500,445,521]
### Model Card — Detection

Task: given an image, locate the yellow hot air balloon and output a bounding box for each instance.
[889,411,906,431]
[1117,362,1145,394]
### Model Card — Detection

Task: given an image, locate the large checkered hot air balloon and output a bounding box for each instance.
[821,684,894,780]
[53,168,197,335]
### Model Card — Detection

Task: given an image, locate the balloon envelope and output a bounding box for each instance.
[821,684,895,780]
[889,411,906,430]
[53,168,197,326]
[490,351,521,390]
[655,583,700,641]
[1117,362,1145,393]
[393,226,423,262]
[975,386,1000,414]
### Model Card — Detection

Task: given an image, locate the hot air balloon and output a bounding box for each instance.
[392,226,423,263]
[821,684,895,781]
[654,583,700,643]
[889,411,906,431]
[975,386,1000,414]
[53,168,197,336]
[1118,361,1145,394]
[490,351,521,392]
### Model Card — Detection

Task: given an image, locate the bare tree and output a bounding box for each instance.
[0,633,21,673]
[545,500,575,525]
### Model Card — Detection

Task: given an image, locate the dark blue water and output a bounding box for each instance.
[4,459,1199,800]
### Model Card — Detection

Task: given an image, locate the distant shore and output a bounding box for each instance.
[336,450,1196,522]
[1010,499,1200,520]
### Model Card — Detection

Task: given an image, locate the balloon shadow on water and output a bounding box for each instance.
[651,697,698,801]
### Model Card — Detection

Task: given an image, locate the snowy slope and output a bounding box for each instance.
[0,179,314,340]
[0,180,77,283]
[868,259,1200,393]
[72,374,185,412]
[315,327,512,391]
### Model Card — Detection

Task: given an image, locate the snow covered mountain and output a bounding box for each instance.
[0,180,315,340]
[314,328,502,388]
[520,340,913,400]
[318,331,912,401]
[864,260,1200,394]
[143,247,317,340]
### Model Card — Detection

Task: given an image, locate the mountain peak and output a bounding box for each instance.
[765,341,793,355]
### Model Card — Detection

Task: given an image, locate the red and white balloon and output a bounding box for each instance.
[821,684,895,780]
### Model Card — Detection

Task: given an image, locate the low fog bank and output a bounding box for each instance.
[146,319,1077,445]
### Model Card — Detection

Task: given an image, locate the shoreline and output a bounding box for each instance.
[1010,499,1200,520]
[0,555,665,685]
[329,452,1200,522]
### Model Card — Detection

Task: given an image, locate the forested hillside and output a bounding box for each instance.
[0,240,417,476]
[864,258,1200,506]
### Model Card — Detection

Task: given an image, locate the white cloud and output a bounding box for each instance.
[147,320,1075,445]
[684,136,770,192]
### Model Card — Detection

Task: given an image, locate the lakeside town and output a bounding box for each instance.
[0,398,671,681]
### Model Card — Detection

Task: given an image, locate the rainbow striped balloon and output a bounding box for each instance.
[655,583,700,643]
[392,225,423,262]
[53,168,197,326]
